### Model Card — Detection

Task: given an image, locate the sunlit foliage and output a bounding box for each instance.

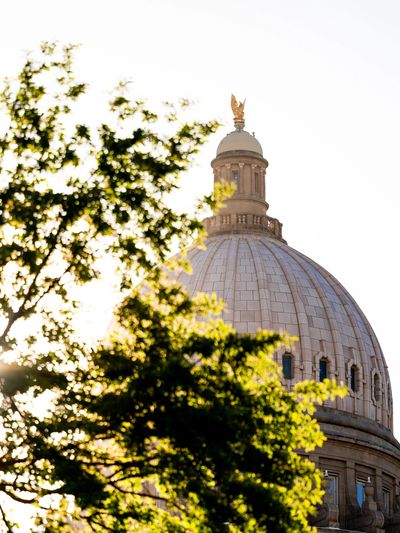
[0,44,345,532]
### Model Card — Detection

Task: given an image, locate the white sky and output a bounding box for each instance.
[1,1,400,439]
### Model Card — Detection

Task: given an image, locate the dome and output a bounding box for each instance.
[173,99,400,530]
[175,233,392,430]
[216,129,263,156]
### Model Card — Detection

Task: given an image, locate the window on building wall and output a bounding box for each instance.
[383,488,391,513]
[350,365,358,393]
[232,170,239,188]
[319,358,328,381]
[282,353,293,380]
[255,172,260,193]
[356,480,365,507]
[327,475,338,505]
[373,373,381,402]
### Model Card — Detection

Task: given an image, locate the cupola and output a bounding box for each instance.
[206,95,284,241]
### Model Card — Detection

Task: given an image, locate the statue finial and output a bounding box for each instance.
[231,94,246,130]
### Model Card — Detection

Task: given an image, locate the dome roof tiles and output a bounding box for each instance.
[176,233,391,429]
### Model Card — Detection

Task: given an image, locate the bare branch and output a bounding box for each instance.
[0,503,13,533]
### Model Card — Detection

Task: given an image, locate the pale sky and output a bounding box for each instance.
[1,0,400,439]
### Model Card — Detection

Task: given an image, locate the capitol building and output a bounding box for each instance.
[175,99,400,532]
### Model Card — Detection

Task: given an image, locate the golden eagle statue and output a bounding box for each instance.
[231,94,246,129]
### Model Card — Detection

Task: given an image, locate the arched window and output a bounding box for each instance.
[373,373,381,402]
[350,365,358,393]
[282,353,293,380]
[319,358,328,381]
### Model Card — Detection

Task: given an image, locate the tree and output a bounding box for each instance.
[0,44,344,532]
[40,281,343,533]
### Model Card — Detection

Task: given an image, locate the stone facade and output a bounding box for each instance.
[175,115,400,532]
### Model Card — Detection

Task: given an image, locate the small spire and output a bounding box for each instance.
[231,94,246,131]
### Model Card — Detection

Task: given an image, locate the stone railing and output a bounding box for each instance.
[203,213,285,242]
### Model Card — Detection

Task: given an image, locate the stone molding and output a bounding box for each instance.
[203,213,285,241]
[317,527,363,533]
[211,149,269,166]
[316,407,400,457]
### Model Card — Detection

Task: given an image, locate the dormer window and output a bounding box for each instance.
[282,353,293,380]
[350,365,358,393]
[319,358,328,381]
[373,373,381,402]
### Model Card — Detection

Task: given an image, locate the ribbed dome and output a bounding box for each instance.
[175,233,392,430]
[172,101,400,530]
[216,129,263,156]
